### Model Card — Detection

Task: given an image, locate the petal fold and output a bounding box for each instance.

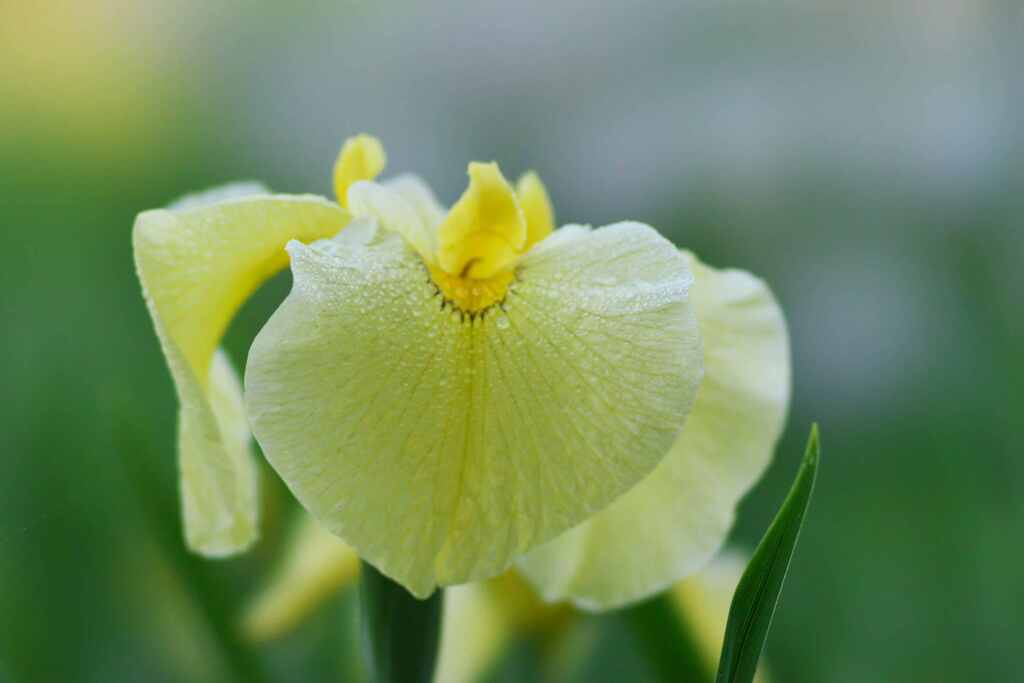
[134,192,348,555]
[245,222,701,597]
[517,251,790,609]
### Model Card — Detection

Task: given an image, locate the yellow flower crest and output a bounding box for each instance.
[340,137,554,313]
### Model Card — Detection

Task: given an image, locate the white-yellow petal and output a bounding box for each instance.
[241,515,359,642]
[134,193,349,555]
[347,180,437,263]
[245,222,702,597]
[517,251,790,610]
[178,348,259,554]
[383,173,446,231]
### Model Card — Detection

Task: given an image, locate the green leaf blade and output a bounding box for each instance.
[716,424,821,683]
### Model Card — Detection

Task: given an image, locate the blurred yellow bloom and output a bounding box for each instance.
[0,0,193,154]
[241,516,767,682]
[241,518,360,642]
[135,134,787,602]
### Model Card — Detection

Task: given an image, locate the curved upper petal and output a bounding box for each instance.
[517,251,790,610]
[244,222,701,597]
[166,181,269,212]
[133,191,349,555]
[347,180,437,263]
[383,173,446,231]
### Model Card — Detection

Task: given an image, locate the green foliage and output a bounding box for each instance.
[716,425,820,683]
[359,562,443,683]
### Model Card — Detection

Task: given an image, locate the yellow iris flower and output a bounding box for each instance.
[134,134,788,602]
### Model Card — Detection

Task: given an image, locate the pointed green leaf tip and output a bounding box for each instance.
[715,424,820,683]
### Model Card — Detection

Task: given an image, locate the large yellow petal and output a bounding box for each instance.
[517,251,790,610]
[245,222,701,597]
[134,192,348,555]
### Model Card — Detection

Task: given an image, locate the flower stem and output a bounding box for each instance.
[359,562,443,683]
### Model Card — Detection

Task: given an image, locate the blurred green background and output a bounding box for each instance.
[2,1,1021,681]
